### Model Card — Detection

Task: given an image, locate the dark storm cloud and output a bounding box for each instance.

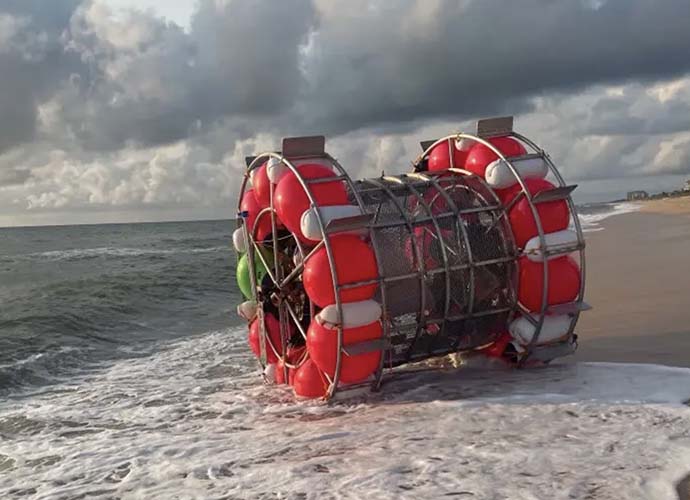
[585,90,690,137]
[53,0,317,152]
[299,0,690,135]
[2,0,690,220]
[3,0,690,154]
[0,0,85,152]
[1,0,317,155]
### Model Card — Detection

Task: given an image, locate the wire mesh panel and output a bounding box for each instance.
[352,173,517,367]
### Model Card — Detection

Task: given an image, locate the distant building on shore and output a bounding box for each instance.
[627,190,649,201]
[684,179,690,191]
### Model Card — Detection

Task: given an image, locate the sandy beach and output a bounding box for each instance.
[575,196,690,367]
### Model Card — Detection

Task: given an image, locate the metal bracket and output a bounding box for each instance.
[548,301,592,315]
[532,185,577,203]
[282,136,326,158]
[324,213,374,234]
[420,140,437,151]
[477,116,514,137]
[342,338,389,356]
[527,339,577,362]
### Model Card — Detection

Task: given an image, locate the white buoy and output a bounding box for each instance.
[237,300,258,321]
[317,300,382,329]
[263,363,277,383]
[509,314,572,345]
[300,205,365,241]
[232,228,246,253]
[484,157,548,189]
[523,229,579,262]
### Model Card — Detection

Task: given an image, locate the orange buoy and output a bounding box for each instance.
[248,312,287,364]
[499,178,570,248]
[274,163,349,241]
[276,345,305,385]
[479,331,513,358]
[293,358,328,398]
[275,359,288,384]
[518,256,580,312]
[428,139,468,171]
[303,235,378,307]
[240,189,272,241]
[404,225,453,270]
[253,162,272,208]
[465,137,526,178]
[307,320,382,384]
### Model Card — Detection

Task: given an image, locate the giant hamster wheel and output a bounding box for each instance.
[235,118,588,400]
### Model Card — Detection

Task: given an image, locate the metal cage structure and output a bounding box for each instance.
[235,117,588,400]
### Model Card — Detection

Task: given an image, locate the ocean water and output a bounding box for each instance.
[576,201,640,232]
[3,208,689,499]
[0,220,244,397]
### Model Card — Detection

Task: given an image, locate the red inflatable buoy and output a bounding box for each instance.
[404,225,453,270]
[499,178,570,248]
[303,235,378,307]
[274,164,349,241]
[248,313,287,364]
[240,189,273,241]
[307,320,382,384]
[428,139,468,171]
[253,162,272,208]
[465,137,527,178]
[479,331,513,359]
[518,256,581,312]
[276,345,305,385]
[293,358,328,398]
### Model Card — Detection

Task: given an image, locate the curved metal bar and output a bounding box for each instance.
[267,168,291,384]
[511,132,587,346]
[417,132,574,362]
[418,170,517,351]
[236,171,268,367]
[367,176,427,365]
[452,133,549,363]
[401,174,452,355]
[246,153,352,399]
[322,158,389,392]
[239,124,584,392]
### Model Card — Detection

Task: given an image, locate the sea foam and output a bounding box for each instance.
[1,327,689,500]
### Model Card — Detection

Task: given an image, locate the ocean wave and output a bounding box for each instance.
[0,328,689,499]
[0,345,97,396]
[577,202,641,232]
[21,246,230,262]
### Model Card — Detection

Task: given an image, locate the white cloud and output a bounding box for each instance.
[2,0,690,227]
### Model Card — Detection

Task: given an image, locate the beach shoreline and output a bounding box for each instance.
[574,196,690,368]
[638,194,690,216]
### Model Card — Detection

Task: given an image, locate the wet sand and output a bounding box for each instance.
[574,198,690,367]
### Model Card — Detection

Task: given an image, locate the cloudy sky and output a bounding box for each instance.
[1,0,690,227]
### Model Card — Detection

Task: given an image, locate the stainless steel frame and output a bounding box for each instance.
[235,117,587,400]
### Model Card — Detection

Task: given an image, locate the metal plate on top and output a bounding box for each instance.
[282,136,325,158]
[476,116,514,137]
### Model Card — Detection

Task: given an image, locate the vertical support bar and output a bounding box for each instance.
[326,165,390,392]
[402,174,452,355]
[368,177,427,364]
[513,133,587,347]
